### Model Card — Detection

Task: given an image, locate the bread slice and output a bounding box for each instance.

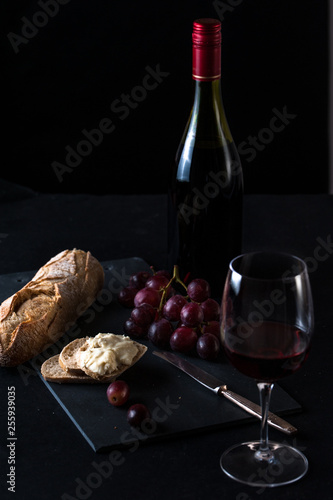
[59,337,88,374]
[41,355,100,384]
[79,338,147,382]
[41,334,148,384]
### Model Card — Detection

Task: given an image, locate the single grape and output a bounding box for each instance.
[146,274,173,299]
[187,278,211,303]
[118,287,139,308]
[124,318,147,338]
[196,333,220,360]
[155,270,172,280]
[127,403,151,428]
[131,303,156,327]
[129,271,151,290]
[170,326,198,353]
[202,320,220,340]
[163,294,188,322]
[106,380,130,406]
[201,298,220,321]
[134,287,161,309]
[147,319,173,349]
[180,302,204,327]
[146,274,170,291]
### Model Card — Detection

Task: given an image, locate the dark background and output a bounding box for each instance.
[1,0,329,195]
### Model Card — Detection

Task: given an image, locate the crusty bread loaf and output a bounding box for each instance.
[41,355,101,384]
[0,249,104,367]
[41,335,147,384]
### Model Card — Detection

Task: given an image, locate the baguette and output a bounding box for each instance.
[0,249,104,367]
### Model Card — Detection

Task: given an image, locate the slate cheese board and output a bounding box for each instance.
[0,257,302,453]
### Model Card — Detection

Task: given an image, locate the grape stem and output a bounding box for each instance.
[157,265,188,316]
[172,265,188,292]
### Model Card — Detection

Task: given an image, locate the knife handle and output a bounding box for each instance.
[219,388,298,435]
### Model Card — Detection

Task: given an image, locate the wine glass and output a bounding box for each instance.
[220,251,314,487]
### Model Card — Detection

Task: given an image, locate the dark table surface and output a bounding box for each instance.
[0,180,332,500]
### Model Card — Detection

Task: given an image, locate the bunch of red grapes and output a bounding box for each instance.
[118,266,221,361]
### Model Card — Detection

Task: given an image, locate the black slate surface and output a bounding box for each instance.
[0,257,301,453]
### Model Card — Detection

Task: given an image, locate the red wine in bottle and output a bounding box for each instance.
[168,18,243,298]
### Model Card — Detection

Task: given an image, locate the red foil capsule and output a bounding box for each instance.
[192,18,221,81]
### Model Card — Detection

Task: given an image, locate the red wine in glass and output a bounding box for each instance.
[224,321,310,382]
[220,251,314,487]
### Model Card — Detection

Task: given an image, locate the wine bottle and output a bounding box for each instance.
[168,18,243,299]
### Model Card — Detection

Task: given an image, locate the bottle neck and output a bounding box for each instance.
[193,79,222,103]
[192,79,222,121]
[191,79,232,144]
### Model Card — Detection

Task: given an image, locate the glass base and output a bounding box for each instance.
[220,441,308,488]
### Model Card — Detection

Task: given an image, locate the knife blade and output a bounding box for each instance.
[153,350,297,435]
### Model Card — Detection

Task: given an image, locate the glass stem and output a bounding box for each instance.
[255,382,274,463]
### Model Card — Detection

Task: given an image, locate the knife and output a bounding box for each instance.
[153,350,297,435]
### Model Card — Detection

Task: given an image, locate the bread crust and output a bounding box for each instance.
[0,249,104,367]
[41,355,101,384]
[59,337,88,374]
